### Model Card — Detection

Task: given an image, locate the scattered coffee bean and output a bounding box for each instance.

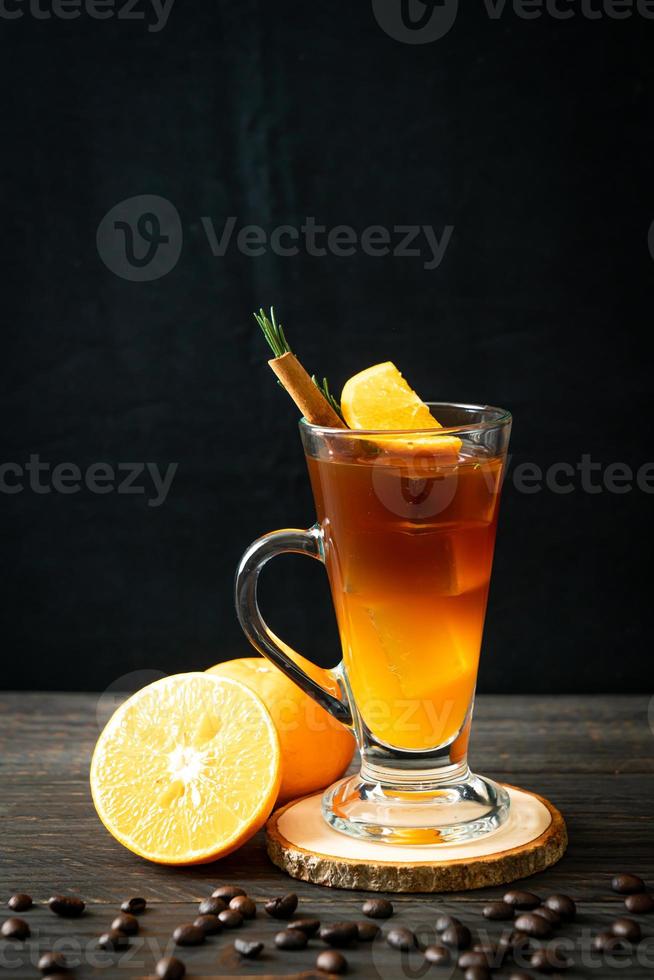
[498,929,530,955]
[543,894,576,920]
[464,968,491,980]
[112,912,139,935]
[193,914,222,936]
[592,932,628,953]
[441,923,472,949]
[483,900,514,920]
[155,956,186,980]
[514,913,552,939]
[172,923,205,946]
[459,951,492,969]
[8,894,32,912]
[198,897,226,916]
[533,906,561,926]
[316,949,348,974]
[611,917,642,942]
[42,975,70,980]
[354,920,380,941]
[229,895,256,918]
[211,885,246,901]
[320,921,358,947]
[1,917,30,940]
[530,946,570,973]
[98,929,129,951]
[234,938,263,959]
[38,951,68,974]
[424,944,452,966]
[436,913,461,932]
[507,974,532,980]
[386,926,417,951]
[289,917,321,936]
[611,873,645,894]
[121,896,146,914]
[504,889,541,910]
[625,893,654,914]
[264,893,298,919]
[362,897,393,919]
[218,908,243,929]
[48,895,85,918]
[276,928,308,950]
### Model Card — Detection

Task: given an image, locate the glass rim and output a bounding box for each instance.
[299,401,512,437]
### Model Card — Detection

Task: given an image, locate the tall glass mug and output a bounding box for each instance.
[236,403,512,844]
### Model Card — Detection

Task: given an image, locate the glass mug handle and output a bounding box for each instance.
[235,526,353,727]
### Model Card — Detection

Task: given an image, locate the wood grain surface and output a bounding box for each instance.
[1,693,652,979]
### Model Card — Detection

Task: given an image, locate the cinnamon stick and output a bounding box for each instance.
[268,352,346,428]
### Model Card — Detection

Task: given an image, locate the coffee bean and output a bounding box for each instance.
[218,909,243,929]
[533,906,561,926]
[530,946,570,973]
[362,898,393,919]
[234,938,263,959]
[172,923,205,946]
[8,894,32,912]
[42,975,71,980]
[542,893,574,920]
[289,917,321,937]
[212,885,246,901]
[38,951,68,974]
[316,949,348,974]
[1,917,30,940]
[193,914,222,936]
[112,912,139,935]
[48,895,85,918]
[121,896,146,914]
[354,920,380,941]
[275,928,308,950]
[387,927,417,951]
[155,956,186,980]
[625,893,654,914]
[320,921,358,947]
[98,929,129,951]
[507,973,532,980]
[436,913,461,932]
[229,895,256,918]
[498,929,530,955]
[483,900,514,920]
[611,873,646,894]
[197,897,226,916]
[611,917,642,942]
[264,893,298,919]
[459,951,492,969]
[424,944,451,966]
[514,913,552,939]
[441,924,472,949]
[504,889,541,910]
[592,932,628,953]
[464,968,491,980]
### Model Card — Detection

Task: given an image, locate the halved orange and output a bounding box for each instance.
[90,672,280,865]
[340,361,461,453]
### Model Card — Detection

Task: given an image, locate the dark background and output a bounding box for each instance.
[1,1,652,693]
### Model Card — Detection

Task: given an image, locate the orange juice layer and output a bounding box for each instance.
[307,447,504,751]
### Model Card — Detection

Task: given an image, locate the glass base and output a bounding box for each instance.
[321,768,510,846]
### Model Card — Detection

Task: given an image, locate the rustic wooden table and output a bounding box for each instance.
[1,693,652,979]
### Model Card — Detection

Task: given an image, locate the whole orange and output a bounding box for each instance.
[207,651,355,804]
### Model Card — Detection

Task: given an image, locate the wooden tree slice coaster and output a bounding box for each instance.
[266,783,567,892]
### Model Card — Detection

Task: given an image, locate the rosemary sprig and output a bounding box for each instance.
[254,307,344,420]
[254,307,291,359]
